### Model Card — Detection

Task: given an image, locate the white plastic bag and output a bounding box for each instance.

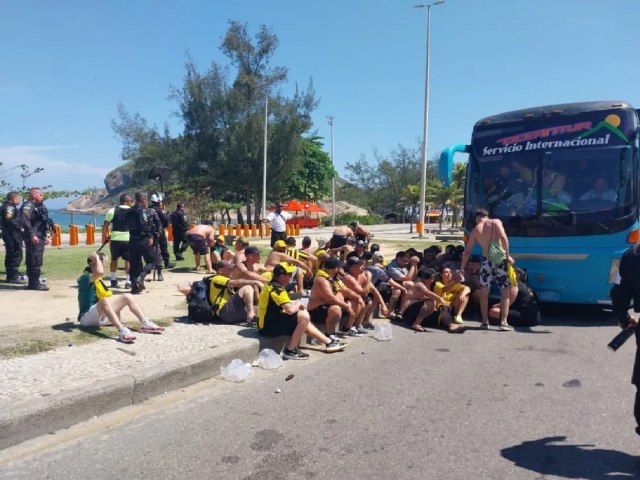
[257,348,284,370]
[221,358,254,382]
[374,323,392,341]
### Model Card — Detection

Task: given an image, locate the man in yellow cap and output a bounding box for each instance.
[211,234,234,264]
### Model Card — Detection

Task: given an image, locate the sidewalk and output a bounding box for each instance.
[0,224,451,449]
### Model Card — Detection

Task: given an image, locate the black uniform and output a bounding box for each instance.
[149,204,172,268]
[1,200,24,281]
[21,200,52,288]
[170,208,189,259]
[609,245,640,436]
[128,204,157,292]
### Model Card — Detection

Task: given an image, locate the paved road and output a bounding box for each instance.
[1,309,639,479]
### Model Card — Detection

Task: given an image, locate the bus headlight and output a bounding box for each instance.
[608,258,621,284]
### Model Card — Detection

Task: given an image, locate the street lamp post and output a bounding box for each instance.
[327,115,336,228]
[262,95,268,220]
[414,1,444,238]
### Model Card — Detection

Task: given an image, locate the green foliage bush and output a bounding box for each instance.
[322,213,385,227]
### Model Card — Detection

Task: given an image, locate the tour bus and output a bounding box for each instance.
[439,101,639,304]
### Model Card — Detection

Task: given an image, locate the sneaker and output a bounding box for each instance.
[124,281,132,289]
[26,283,49,291]
[480,322,490,330]
[165,262,176,269]
[140,320,164,333]
[131,284,142,295]
[344,327,364,337]
[356,325,369,334]
[6,276,27,285]
[118,327,136,343]
[390,313,404,323]
[325,339,347,352]
[362,323,375,330]
[326,333,340,342]
[136,275,146,291]
[110,279,119,288]
[454,315,464,325]
[283,348,310,360]
[499,323,514,331]
[307,337,320,345]
[175,254,185,261]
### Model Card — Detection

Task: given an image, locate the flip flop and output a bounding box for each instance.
[411,325,427,332]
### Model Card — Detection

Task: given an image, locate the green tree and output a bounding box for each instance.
[425,179,464,231]
[284,136,336,201]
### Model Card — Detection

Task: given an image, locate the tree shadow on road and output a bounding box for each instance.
[501,435,640,479]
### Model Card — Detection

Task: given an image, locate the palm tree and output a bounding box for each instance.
[401,184,421,233]
[425,179,463,231]
[450,162,467,229]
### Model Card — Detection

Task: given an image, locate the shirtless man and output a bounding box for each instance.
[186,224,216,273]
[329,225,353,249]
[266,240,313,295]
[459,208,514,331]
[307,257,353,340]
[400,268,464,333]
[342,256,390,332]
[232,237,250,265]
[231,246,271,284]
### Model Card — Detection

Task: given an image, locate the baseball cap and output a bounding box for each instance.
[346,256,362,267]
[245,246,260,255]
[274,240,287,248]
[356,239,366,246]
[273,263,296,277]
[324,257,342,270]
[372,252,384,263]
[236,236,250,246]
[216,235,225,242]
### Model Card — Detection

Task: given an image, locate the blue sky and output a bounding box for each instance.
[2,0,639,208]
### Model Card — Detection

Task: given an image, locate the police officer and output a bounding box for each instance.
[1,191,26,283]
[21,188,52,291]
[610,243,640,436]
[101,193,133,288]
[170,203,189,261]
[149,193,174,271]
[128,192,157,294]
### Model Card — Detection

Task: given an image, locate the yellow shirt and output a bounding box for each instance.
[258,281,291,329]
[208,274,232,313]
[433,281,464,304]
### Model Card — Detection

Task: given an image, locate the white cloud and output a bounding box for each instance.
[0,145,111,190]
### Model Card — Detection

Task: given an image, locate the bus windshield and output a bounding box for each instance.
[465,145,636,236]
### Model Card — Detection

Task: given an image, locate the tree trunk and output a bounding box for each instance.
[245,187,252,226]
[224,208,231,224]
[236,207,244,226]
[439,203,444,231]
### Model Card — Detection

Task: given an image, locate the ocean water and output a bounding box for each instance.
[49,210,105,230]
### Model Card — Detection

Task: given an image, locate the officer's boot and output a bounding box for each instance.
[27,279,49,291]
[164,259,175,269]
[156,268,164,281]
[175,253,185,261]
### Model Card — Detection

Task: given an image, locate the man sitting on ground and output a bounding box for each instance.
[78,251,164,343]
[400,268,464,333]
[386,251,420,319]
[211,235,234,264]
[186,224,216,273]
[367,251,406,320]
[433,267,471,324]
[232,236,250,265]
[342,255,390,331]
[307,257,354,340]
[209,260,263,324]
[258,263,347,359]
[266,240,314,295]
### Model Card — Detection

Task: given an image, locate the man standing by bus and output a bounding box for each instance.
[610,243,640,437]
[459,208,514,331]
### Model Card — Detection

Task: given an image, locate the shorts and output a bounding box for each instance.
[259,312,299,337]
[479,256,511,289]
[217,294,248,324]
[330,234,347,248]
[109,240,130,262]
[79,304,109,327]
[377,283,392,303]
[187,234,208,255]
[403,300,438,327]
[309,304,331,324]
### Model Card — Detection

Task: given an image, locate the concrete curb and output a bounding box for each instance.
[0,338,258,450]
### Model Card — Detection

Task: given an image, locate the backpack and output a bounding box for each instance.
[186,276,217,323]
